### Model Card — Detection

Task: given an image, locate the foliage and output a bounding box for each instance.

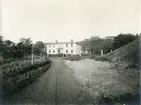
[90,38,113,55]
[79,39,91,51]
[0,35,5,54]
[92,38,140,104]
[0,37,33,59]
[18,38,32,56]
[111,33,138,50]
[96,37,140,69]
[80,37,113,55]
[33,41,45,55]
[1,57,51,97]
[80,33,138,56]
[64,55,81,61]
[0,36,46,59]
[1,57,51,76]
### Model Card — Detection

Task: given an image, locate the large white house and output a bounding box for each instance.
[45,40,82,56]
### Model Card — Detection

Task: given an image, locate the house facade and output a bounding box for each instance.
[45,40,82,56]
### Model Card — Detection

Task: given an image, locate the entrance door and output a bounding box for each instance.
[58,49,60,54]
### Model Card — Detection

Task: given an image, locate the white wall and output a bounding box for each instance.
[73,44,82,55]
[46,43,82,55]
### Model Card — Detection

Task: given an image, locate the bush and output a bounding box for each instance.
[64,55,81,61]
[1,57,51,97]
[0,55,42,66]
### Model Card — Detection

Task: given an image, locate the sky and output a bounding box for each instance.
[1,0,140,43]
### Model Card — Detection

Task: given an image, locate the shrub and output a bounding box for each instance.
[1,57,51,97]
[64,55,81,61]
[0,55,41,66]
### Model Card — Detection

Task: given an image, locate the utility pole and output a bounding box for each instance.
[27,44,34,79]
[90,50,91,58]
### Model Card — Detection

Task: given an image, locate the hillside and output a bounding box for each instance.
[94,37,140,104]
[98,37,140,69]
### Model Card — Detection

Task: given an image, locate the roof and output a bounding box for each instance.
[44,42,81,45]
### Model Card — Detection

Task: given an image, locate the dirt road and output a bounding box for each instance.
[4,58,139,105]
[6,58,93,105]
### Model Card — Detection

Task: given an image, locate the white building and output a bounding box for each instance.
[45,40,82,56]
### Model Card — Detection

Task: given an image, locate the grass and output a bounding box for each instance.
[0,55,41,65]
[93,38,140,71]
[65,59,140,104]
[92,38,140,104]
[1,58,51,76]
[1,57,52,97]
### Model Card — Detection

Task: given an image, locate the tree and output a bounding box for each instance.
[80,37,113,55]
[8,38,33,58]
[4,40,15,47]
[0,35,4,58]
[19,38,32,56]
[111,33,138,50]
[89,38,113,55]
[4,40,15,52]
[79,39,91,53]
[1,40,15,58]
[20,38,32,45]
[0,36,36,59]
[0,35,3,42]
[33,41,45,55]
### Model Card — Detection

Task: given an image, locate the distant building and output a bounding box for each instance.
[44,40,82,56]
[105,36,115,40]
[90,35,100,40]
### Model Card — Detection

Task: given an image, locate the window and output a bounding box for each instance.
[58,50,60,53]
[53,50,55,53]
[71,44,73,47]
[66,50,68,53]
[71,50,73,53]
[66,44,68,47]
[49,50,51,53]
[49,44,52,48]
[53,44,55,48]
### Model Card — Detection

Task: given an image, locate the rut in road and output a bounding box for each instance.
[7,58,94,105]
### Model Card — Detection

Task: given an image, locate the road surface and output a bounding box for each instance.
[4,58,139,105]
[6,58,94,105]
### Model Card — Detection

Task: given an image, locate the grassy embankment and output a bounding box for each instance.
[0,55,41,65]
[95,38,140,68]
[93,38,140,104]
[0,56,51,98]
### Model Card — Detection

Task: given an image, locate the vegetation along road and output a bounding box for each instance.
[5,58,139,105]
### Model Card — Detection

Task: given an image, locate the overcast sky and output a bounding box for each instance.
[1,0,140,43]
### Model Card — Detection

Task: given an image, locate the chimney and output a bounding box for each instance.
[56,40,58,43]
[71,39,73,43]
